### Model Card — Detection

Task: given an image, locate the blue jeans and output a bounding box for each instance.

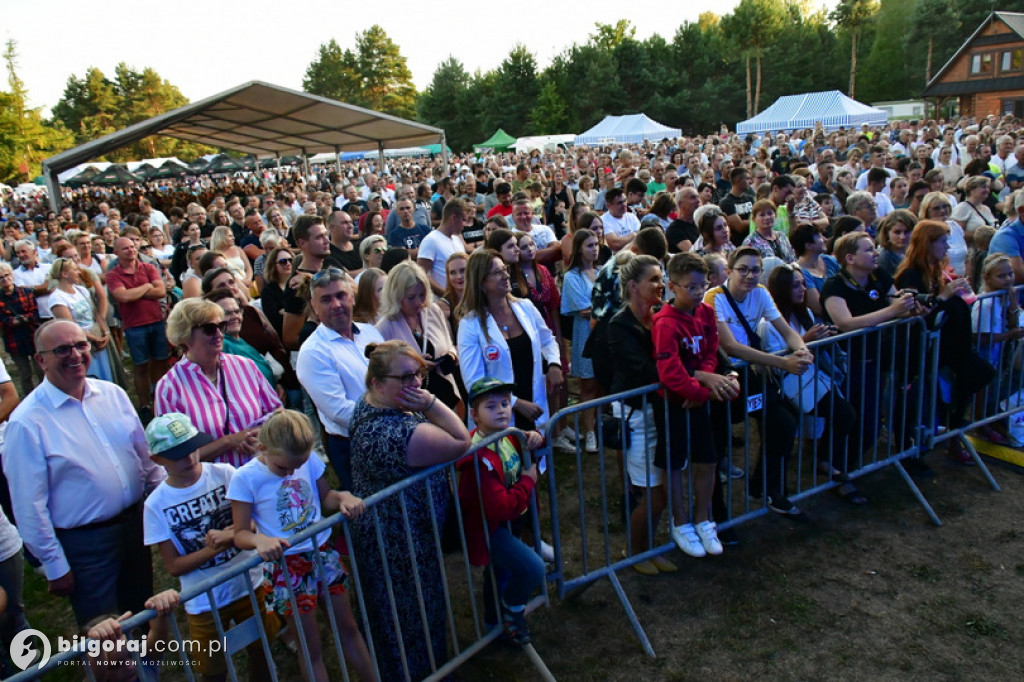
[54,503,153,626]
[483,525,545,610]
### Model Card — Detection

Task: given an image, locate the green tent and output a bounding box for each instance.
[473,129,517,152]
[90,165,143,186]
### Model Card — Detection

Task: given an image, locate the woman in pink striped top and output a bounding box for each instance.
[155,299,282,467]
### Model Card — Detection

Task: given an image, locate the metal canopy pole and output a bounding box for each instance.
[302,148,309,183]
[43,166,61,214]
[377,142,385,176]
[441,133,449,177]
[335,145,342,176]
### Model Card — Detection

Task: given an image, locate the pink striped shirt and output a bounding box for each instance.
[154,354,282,467]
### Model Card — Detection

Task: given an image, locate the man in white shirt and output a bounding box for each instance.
[854,145,897,194]
[601,187,641,253]
[509,198,559,266]
[417,199,467,296]
[12,240,51,320]
[295,270,383,491]
[4,320,164,625]
[139,197,168,235]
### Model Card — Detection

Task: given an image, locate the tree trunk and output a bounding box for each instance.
[926,36,934,84]
[745,55,752,119]
[755,54,762,115]
[849,29,858,99]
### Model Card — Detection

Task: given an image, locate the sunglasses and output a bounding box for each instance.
[193,321,230,336]
[277,257,293,265]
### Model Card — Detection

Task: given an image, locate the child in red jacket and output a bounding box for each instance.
[457,378,546,647]
[652,253,739,558]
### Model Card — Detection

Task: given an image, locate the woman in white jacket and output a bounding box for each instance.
[457,249,563,431]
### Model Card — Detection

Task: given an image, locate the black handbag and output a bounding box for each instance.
[600,407,635,450]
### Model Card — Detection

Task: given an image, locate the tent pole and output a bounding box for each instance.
[43,165,61,214]
[335,146,341,177]
[377,142,385,177]
[302,148,309,184]
[441,133,449,177]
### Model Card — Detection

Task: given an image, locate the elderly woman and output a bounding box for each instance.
[951,175,997,243]
[354,234,387,282]
[48,257,114,383]
[919,191,968,276]
[203,288,277,389]
[743,199,797,263]
[458,250,563,433]
[375,261,460,411]
[349,340,470,682]
[155,298,282,466]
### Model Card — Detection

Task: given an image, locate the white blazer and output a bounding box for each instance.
[458,298,561,427]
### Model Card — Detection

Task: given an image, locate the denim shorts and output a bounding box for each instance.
[124,321,169,364]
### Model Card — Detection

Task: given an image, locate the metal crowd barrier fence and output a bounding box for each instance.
[540,314,1006,656]
[6,428,556,682]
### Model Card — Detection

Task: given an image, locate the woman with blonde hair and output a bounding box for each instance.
[355,234,387,280]
[210,225,253,286]
[48,257,114,382]
[376,261,460,411]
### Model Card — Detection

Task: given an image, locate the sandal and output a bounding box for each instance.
[835,482,867,505]
[818,462,851,484]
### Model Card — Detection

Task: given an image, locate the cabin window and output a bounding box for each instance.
[1001,49,1023,72]
[971,53,993,74]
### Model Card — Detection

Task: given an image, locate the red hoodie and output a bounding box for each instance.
[652,302,720,404]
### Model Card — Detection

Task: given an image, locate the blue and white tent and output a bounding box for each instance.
[574,114,681,146]
[736,91,887,134]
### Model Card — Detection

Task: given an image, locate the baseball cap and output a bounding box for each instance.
[468,377,516,406]
[145,412,214,461]
[368,192,382,201]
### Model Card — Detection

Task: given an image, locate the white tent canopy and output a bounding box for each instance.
[736,90,887,134]
[42,81,447,212]
[513,134,576,153]
[574,114,681,146]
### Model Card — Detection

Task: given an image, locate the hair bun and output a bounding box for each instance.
[364,343,379,359]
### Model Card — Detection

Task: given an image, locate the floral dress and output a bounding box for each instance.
[349,397,451,682]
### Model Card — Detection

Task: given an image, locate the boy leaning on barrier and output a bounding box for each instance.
[142,413,279,682]
[653,253,740,558]
[457,378,547,646]
[83,588,179,681]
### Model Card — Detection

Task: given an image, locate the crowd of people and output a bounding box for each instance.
[0,111,1023,677]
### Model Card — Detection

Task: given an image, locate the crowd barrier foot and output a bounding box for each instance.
[960,434,1002,492]
[965,435,1024,470]
[893,458,943,527]
[607,571,657,658]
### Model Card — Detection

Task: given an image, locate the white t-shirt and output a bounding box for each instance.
[706,284,781,348]
[12,263,50,317]
[601,212,641,239]
[226,455,329,555]
[144,463,263,615]
[48,285,95,330]
[417,230,466,289]
[520,224,558,250]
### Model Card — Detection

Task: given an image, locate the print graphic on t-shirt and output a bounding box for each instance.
[161,485,238,569]
[680,335,704,355]
[277,478,316,533]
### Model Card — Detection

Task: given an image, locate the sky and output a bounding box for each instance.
[5,0,840,114]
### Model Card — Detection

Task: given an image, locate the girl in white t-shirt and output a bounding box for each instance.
[229,410,375,682]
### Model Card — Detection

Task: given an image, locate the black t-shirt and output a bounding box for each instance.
[719,190,755,246]
[329,243,362,272]
[665,219,699,253]
[462,219,485,248]
[820,269,893,362]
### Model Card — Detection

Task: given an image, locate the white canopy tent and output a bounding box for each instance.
[513,134,576,153]
[42,81,447,212]
[736,91,887,134]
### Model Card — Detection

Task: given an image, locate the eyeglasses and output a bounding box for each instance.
[487,266,510,278]
[277,257,293,265]
[381,369,428,386]
[733,266,763,278]
[193,321,229,336]
[39,341,91,358]
[931,205,951,214]
[671,280,708,294]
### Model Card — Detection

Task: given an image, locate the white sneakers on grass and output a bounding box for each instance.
[672,521,724,557]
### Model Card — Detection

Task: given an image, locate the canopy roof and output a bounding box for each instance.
[574,114,681,146]
[736,90,887,134]
[90,165,143,186]
[513,134,576,153]
[42,81,446,207]
[473,129,517,151]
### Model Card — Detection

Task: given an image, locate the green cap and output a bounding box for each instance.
[467,377,517,406]
[145,412,214,461]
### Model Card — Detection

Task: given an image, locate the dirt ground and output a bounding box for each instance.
[462,450,1024,681]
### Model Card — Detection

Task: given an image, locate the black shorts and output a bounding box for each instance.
[653,400,718,470]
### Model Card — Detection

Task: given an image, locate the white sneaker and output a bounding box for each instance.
[584,431,598,453]
[562,426,577,442]
[539,540,555,562]
[694,520,724,555]
[551,434,575,452]
[671,523,706,558]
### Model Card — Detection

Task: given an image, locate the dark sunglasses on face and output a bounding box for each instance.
[193,321,230,336]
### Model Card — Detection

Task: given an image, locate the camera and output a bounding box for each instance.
[894,289,940,308]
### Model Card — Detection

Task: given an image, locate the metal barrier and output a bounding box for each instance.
[540,314,1001,656]
[5,428,555,682]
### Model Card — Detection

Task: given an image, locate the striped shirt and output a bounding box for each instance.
[154,354,282,467]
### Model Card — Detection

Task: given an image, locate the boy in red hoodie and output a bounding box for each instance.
[457,378,546,646]
[652,253,739,558]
